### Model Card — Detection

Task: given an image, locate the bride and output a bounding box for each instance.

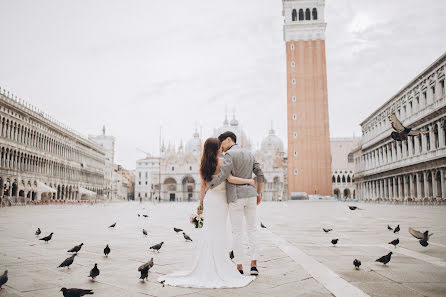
[158,138,256,288]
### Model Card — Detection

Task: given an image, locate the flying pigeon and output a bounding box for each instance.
[58,254,77,269]
[60,287,94,296]
[143,229,148,236]
[229,250,234,260]
[67,243,84,254]
[150,242,164,252]
[409,227,433,247]
[389,112,429,141]
[393,225,400,234]
[108,222,116,228]
[348,206,362,210]
[138,214,140,217]
[104,244,110,257]
[0,270,8,289]
[183,232,193,242]
[39,232,53,243]
[173,227,183,233]
[387,225,393,231]
[88,263,100,280]
[353,259,361,270]
[35,228,41,236]
[143,214,148,218]
[260,222,267,228]
[389,238,399,248]
[331,239,339,246]
[323,228,332,233]
[375,252,392,265]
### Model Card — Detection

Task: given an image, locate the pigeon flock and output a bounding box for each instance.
[318,206,434,270]
[0,210,196,296]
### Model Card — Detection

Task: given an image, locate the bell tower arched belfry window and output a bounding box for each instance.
[292,9,297,21]
[312,8,317,20]
[305,8,310,20]
[298,9,304,21]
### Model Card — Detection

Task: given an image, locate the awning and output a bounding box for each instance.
[37,181,57,193]
[79,186,96,196]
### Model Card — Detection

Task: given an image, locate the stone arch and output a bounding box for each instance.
[305,8,310,20]
[164,177,177,201]
[312,7,317,20]
[292,9,297,21]
[182,176,195,201]
[342,175,346,183]
[343,188,351,198]
[299,9,304,20]
[337,176,341,183]
[333,188,340,198]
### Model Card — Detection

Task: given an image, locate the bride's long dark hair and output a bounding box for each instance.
[200,138,221,182]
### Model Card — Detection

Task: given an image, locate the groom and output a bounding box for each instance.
[209,131,264,276]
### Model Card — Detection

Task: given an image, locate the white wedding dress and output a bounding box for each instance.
[158,181,255,288]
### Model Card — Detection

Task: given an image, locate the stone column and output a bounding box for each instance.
[383,178,388,198]
[423,171,429,198]
[416,173,422,200]
[440,170,445,199]
[432,170,438,198]
[402,141,407,159]
[421,133,427,153]
[429,124,435,151]
[409,174,415,198]
[397,176,402,200]
[404,175,409,200]
[439,121,445,148]
[414,136,420,155]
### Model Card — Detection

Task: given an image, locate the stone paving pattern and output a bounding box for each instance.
[0,201,445,297]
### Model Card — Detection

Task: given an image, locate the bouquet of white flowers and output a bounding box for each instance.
[190,213,204,228]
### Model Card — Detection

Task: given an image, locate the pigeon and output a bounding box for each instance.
[143,214,148,218]
[0,270,8,289]
[229,250,234,260]
[393,225,400,234]
[331,239,339,246]
[108,222,116,228]
[39,232,53,243]
[183,232,193,242]
[323,228,332,233]
[260,222,267,228]
[409,227,433,247]
[348,206,361,210]
[150,242,164,252]
[143,229,148,236]
[138,214,140,217]
[58,254,77,269]
[174,227,183,233]
[60,287,94,297]
[353,259,361,270]
[138,258,154,272]
[387,225,393,231]
[389,112,429,141]
[67,243,84,254]
[375,252,392,265]
[35,228,41,236]
[103,244,110,257]
[389,238,399,248]
[160,280,165,287]
[88,263,100,280]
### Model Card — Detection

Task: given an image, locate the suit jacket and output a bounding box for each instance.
[209,144,264,203]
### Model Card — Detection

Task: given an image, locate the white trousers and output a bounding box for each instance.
[229,197,258,264]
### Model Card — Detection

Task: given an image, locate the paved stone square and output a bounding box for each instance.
[0,201,445,297]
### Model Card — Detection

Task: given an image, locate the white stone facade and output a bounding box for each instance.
[354,53,446,202]
[0,89,106,206]
[331,137,359,198]
[135,115,287,202]
[282,0,326,41]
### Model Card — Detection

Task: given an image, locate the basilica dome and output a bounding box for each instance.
[185,131,202,154]
[261,127,284,153]
[214,114,252,151]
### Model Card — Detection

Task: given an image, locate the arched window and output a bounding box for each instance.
[337,176,341,183]
[305,8,310,20]
[312,8,317,20]
[299,9,304,21]
[332,175,335,183]
[292,9,297,21]
[347,175,351,183]
[342,175,346,183]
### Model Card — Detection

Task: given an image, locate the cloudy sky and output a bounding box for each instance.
[0,0,445,169]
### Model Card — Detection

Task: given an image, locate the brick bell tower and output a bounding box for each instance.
[283,0,332,197]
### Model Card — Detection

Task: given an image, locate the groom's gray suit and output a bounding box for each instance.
[209,144,264,264]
